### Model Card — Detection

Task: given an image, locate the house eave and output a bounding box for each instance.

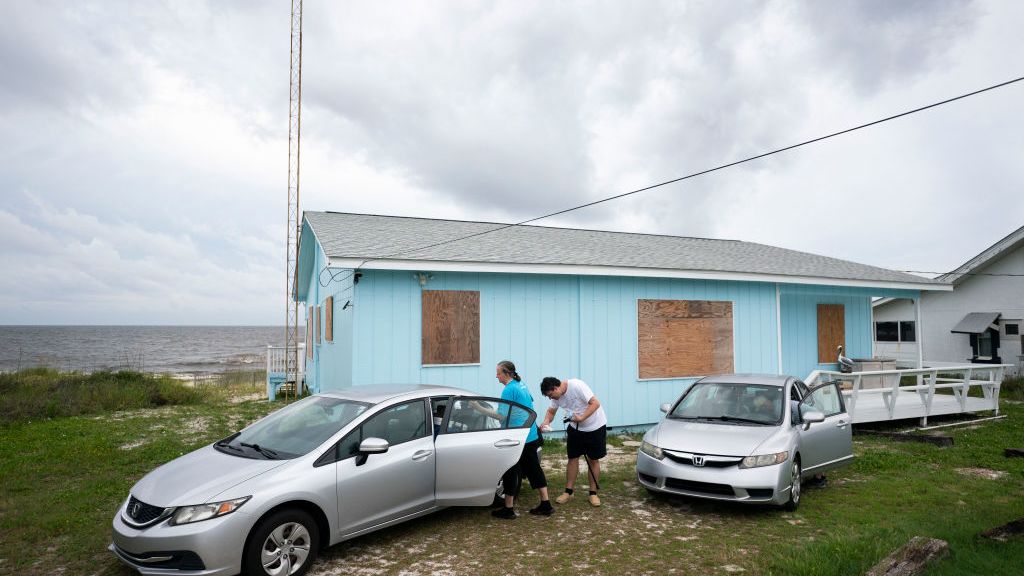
[325,257,953,292]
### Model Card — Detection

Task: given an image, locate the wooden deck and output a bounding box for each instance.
[807,364,1010,426]
[844,392,996,424]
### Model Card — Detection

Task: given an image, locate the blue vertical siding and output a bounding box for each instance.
[337,271,779,427]
[303,248,921,428]
[779,285,918,378]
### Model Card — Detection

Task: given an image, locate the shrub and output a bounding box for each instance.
[0,369,204,423]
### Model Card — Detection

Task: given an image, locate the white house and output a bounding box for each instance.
[873,224,1024,375]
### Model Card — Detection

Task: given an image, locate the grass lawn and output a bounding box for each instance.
[0,375,1021,575]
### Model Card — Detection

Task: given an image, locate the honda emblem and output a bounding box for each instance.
[693,455,705,467]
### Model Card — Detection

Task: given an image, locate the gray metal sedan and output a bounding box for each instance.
[110,385,535,576]
[636,374,852,510]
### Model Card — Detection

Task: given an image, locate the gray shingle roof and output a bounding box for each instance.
[304,211,944,288]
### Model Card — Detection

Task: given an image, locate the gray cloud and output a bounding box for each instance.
[1,0,1021,324]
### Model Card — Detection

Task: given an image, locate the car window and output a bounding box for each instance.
[671,382,783,424]
[430,396,450,436]
[445,398,532,433]
[793,380,810,399]
[226,396,369,459]
[334,400,429,461]
[801,383,845,417]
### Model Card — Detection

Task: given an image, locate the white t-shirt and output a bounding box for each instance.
[550,378,607,432]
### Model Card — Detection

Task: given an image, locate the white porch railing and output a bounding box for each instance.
[805,364,1011,425]
[266,345,306,400]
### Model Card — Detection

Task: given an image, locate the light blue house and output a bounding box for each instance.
[293,212,949,429]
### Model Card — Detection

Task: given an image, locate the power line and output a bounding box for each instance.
[319,74,1024,285]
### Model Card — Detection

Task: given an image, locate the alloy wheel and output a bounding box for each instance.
[260,521,312,576]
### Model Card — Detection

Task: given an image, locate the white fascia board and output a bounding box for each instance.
[326,257,954,292]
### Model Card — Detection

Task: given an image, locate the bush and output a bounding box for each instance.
[1002,376,1024,401]
[0,369,204,422]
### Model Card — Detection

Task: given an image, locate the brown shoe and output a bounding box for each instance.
[588,493,601,507]
[555,492,573,504]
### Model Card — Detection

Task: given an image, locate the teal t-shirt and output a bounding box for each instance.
[500,379,539,443]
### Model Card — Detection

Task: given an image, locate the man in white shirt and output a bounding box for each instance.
[538,377,607,507]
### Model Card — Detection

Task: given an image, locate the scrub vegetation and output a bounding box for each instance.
[0,375,1021,575]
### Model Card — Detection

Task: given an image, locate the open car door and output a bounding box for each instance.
[799,382,854,475]
[433,397,535,506]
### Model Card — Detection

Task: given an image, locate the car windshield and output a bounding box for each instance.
[217,396,371,459]
[669,382,783,425]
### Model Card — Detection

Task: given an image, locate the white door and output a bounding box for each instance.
[798,383,853,475]
[335,399,435,535]
[433,397,534,506]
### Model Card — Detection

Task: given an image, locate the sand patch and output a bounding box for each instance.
[955,467,1007,480]
[119,439,148,450]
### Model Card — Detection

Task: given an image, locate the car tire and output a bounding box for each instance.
[782,458,801,511]
[243,508,319,576]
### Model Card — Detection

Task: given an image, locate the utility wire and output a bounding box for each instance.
[319,75,1024,286]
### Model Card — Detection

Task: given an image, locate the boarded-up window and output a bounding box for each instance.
[638,299,734,379]
[325,296,334,342]
[422,290,480,365]
[315,306,322,345]
[817,304,845,363]
[306,305,313,358]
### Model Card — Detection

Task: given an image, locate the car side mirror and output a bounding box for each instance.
[660,403,671,414]
[356,437,389,466]
[801,410,825,431]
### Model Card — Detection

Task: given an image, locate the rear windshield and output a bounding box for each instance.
[670,382,783,424]
[217,396,370,459]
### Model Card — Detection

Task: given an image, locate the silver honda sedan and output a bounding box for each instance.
[636,374,852,510]
[110,385,535,576]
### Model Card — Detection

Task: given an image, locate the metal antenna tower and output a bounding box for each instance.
[284,0,303,401]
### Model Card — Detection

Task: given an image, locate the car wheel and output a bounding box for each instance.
[244,509,319,576]
[783,458,801,511]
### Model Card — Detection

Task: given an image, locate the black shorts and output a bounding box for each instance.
[566,425,607,460]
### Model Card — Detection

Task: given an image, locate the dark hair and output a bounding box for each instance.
[497,360,521,382]
[540,377,561,396]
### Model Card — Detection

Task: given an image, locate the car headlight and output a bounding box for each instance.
[168,496,251,526]
[640,441,664,460]
[739,451,788,469]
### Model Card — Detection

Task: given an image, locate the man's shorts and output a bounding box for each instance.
[566,425,607,460]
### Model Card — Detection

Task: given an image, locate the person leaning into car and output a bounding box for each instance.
[538,376,607,507]
[475,360,553,519]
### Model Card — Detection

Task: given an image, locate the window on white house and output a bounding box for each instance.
[1006,323,1019,336]
[899,321,916,342]
[875,321,915,343]
[875,322,898,342]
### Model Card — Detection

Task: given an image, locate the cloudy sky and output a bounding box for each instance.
[1,0,1022,325]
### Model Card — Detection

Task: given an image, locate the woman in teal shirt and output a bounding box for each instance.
[492,360,553,519]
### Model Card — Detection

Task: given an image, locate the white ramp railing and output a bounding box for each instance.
[805,364,1010,424]
[266,345,306,400]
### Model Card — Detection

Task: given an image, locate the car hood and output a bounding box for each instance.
[651,418,779,457]
[130,445,289,506]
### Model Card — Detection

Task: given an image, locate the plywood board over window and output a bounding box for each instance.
[422,290,480,365]
[817,304,845,363]
[315,306,322,345]
[324,296,334,342]
[638,299,734,379]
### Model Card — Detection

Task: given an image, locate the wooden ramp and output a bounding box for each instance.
[846,393,996,425]
[807,364,1009,426]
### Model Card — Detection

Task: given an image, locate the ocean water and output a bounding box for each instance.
[0,326,301,374]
